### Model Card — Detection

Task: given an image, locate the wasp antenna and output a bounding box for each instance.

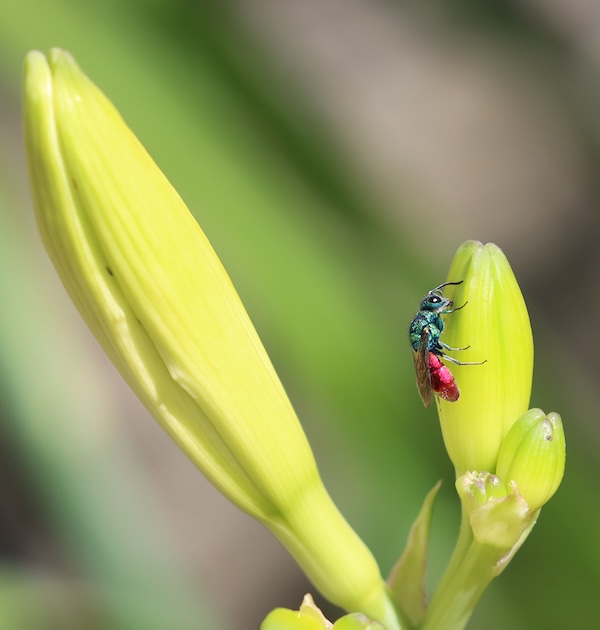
[430,280,463,293]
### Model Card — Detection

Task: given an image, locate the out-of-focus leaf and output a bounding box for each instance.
[387,481,441,626]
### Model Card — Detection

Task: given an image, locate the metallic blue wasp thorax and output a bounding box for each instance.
[408,310,444,352]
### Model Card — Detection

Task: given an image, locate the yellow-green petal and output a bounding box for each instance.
[437,241,534,475]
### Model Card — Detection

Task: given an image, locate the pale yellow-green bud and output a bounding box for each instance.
[437,241,534,475]
[496,408,566,512]
[23,49,400,628]
[467,472,508,505]
[261,610,327,630]
[456,472,530,549]
[333,614,384,630]
[261,594,332,630]
[260,595,384,630]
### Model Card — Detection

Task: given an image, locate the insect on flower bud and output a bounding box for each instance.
[496,409,566,513]
[436,241,534,475]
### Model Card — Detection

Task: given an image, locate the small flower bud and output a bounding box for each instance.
[333,614,384,629]
[468,472,508,505]
[496,409,566,512]
[456,472,530,549]
[260,596,384,630]
[261,595,332,630]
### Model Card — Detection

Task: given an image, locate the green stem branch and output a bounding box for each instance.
[420,533,503,630]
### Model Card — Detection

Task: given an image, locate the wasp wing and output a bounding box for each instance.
[413,327,432,408]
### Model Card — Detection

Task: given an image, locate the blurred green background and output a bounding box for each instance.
[0,1,598,628]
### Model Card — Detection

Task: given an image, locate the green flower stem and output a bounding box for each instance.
[420,538,501,630]
[425,508,473,614]
[424,510,537,630]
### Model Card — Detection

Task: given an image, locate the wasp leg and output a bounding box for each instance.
[443,301,468,314]
[439,341,470,352]
[441,353,487,366]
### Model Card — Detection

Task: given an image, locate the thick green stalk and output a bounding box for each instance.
[424,507,473,621]
[419,539,500,630]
